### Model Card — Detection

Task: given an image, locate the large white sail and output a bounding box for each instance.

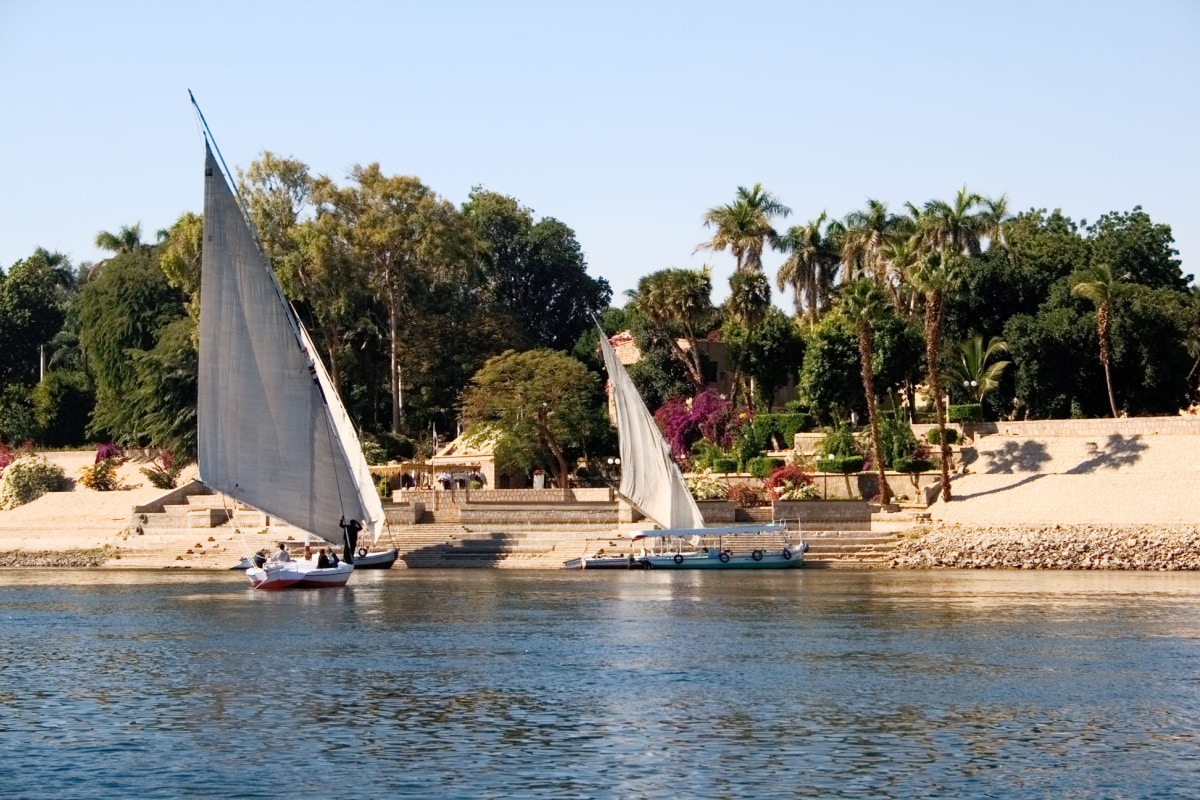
[598,329,706,531]
[197,144,376,546]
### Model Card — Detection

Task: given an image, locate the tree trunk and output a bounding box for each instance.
[926,290,952,502]
[1098,305,1118,418]
[859,325,892,505]
[389,301,400,434]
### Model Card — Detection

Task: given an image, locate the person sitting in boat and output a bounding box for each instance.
[316,548,331,569]
[271,543,292,563]
[328,549,340,568]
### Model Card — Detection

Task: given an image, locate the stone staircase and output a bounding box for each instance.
[799,529,902,568]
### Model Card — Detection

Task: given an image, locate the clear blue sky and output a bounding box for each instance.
[2,1,1197,309]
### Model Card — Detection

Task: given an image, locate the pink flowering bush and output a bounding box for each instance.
[654,390,744,464]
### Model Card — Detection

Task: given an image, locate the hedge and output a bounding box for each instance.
[947,404,983,423]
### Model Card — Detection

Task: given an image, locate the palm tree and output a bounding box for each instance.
[725,269,772,405]
[944,334,1011,403]
[776,211,841,327]
[912,250,968,502]
[918,187,996,257]
[630,267,717,388]
[838,279,894,505]
[1071,264,1124,418]
[840,199,905,288]
[94,223,147,254]
[697,183,791,273]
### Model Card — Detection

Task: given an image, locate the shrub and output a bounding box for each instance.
[947,404,983,423]
[79,458,123,491]
[376,432,414,460]
[815,424,859,459]
[764,464,817,501]
[140,451,185,490]
[877,415,920,469]
[689,439,724,471]
[727,482,766,508]
[927,428,959,445]
[894,458,934,475]
[361,438,387,466]
[95,442,125,463]
[0,454,65,509]
[746,456,784,478]
[685,468,728,500]
[834,455,864,474]
[376,474,392,499]
[712,457,739,474]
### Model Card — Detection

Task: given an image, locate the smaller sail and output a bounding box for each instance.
[598,328,706,531]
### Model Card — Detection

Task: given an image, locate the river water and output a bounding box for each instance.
[1,568,1197,799]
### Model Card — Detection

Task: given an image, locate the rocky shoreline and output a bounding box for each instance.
[890,523,1200,571]
[0,548,115,568]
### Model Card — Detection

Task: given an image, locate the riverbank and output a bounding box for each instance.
[890,523,1200,570]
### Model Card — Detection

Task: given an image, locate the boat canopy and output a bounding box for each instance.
[630,523,787,541]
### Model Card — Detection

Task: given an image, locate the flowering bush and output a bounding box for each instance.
[727,482,766,508]
[655,390,737,461]
[95,442,125,463]
[685,468,728,501]
[764,464,819,501]
[0,454,65,509]
[140,450,185,490]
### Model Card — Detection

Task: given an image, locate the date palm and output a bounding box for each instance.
[1071,264,1124,418]
[838,279,894,505]
[726,269,772,405]
[698,183,791,273]
[918,187,988,256]
[912,250,968,502]
[777,211,841,327]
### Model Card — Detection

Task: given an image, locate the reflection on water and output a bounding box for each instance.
[1,569,1198,798]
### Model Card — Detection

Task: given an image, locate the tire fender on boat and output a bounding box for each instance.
[751,549,764,562]
[673,554,684,565]
[782,548,793,560]
[358,548,368,558]
[719,551,730,563]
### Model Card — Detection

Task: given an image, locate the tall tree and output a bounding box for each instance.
[724,269,772,405]
[837,279,893,505]
[840,199,905,288]
[629,267,717,389]
[462,189,611,351]
[697,183,791,272]
[918,186,989,256]
[461,348,598,494]
[777,211,841,327]
[1071,264,1125,418]
[912,251,967,502]
[318,165,477,434]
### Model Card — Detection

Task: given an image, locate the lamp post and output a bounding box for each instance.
[962,379,978,402]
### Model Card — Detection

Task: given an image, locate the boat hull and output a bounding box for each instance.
[563,556,647,570]
[638,550,804,569]
[246,561,353,590]
[352,549,398,569]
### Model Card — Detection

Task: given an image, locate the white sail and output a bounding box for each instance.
[598,329,706,530]
[197,144,376,546]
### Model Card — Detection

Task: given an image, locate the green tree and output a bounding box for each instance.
[76,248,191,449]
[697,183,791,273]
[798,320,863,425]
[724,269,772,405]
[840,198,906,287]
[629,267,717,389]
[0,250,71,388]
[462,188,611,351]
[1086,207,1189,290]
[1071,265,1125,418]
[319,165,477,434]
[837,279,893,504]
[736,307,805,410]
[461,349,599,493]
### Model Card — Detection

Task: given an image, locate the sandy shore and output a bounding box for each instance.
[0,451,201,566]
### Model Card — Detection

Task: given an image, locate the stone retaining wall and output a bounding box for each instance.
[891,523,1200,570]
[458,503,619,527]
